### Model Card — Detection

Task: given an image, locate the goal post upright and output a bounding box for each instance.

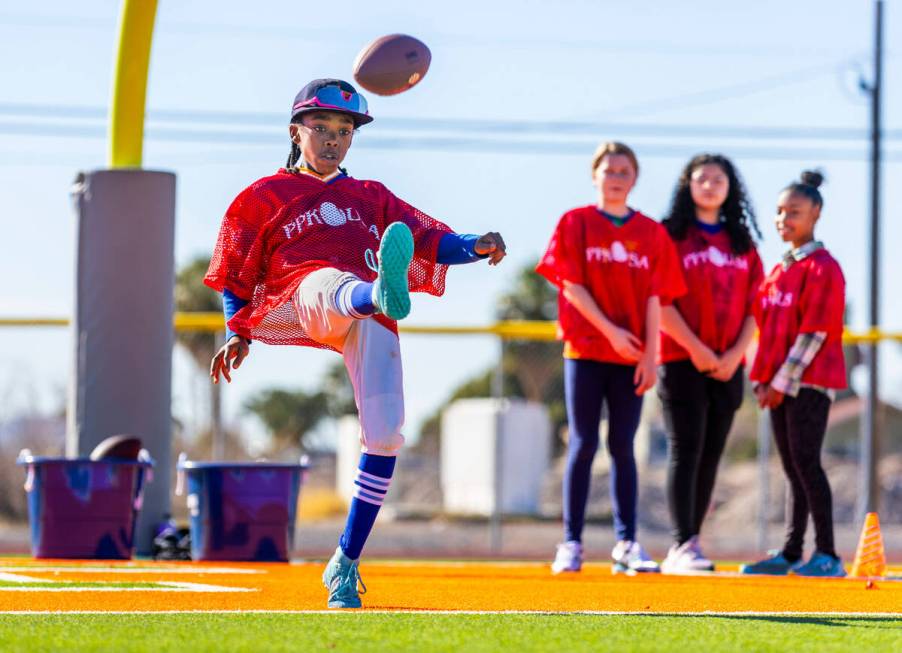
[67,0,175,555]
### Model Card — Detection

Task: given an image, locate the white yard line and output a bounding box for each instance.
[0,572,53,583]
[159,582,257,593]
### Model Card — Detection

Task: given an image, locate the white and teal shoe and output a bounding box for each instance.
[793,551,847,578]
[372,222,414,321]
[739,550,804,576]
[322,547,366,609]
[612,540,660,575]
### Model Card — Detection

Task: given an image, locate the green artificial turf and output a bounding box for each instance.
[0,613,900,652]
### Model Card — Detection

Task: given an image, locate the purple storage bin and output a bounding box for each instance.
[176,455,308,562]
[16,450,154,559]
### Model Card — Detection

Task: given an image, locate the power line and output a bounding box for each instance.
[588,58,860,119]
[1,102,900,141]
[1,121,899,163]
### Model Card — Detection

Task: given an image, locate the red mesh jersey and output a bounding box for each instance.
[204,169,453,348]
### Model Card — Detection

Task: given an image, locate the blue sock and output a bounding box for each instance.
[335,279,376,317]
[338,453,396,560]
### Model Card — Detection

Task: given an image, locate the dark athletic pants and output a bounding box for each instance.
[770,388,836,560]
[658,360,744,545]
[563,359,644,543]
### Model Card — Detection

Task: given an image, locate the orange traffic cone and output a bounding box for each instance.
[850,512,886,578]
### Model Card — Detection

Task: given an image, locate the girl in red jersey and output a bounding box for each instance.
[658,154,763,574]
[205,79,506,607]
[741,171,847,578]
[537,141,686,575]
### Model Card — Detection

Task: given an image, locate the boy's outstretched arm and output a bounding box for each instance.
[436,232,507,266]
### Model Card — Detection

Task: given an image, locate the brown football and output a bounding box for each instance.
[353,34,431,97]
[89,435,143,461]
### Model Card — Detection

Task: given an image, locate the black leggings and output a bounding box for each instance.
[658,360,744,545]
[771,388,836,560]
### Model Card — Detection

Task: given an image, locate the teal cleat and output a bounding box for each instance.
[322,547,366,609]
[372,222,414,320]
[739,550,804,576]
[793,551,847,578]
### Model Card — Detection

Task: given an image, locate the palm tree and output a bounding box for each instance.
[244,388,330,453]
[495,261,563,408]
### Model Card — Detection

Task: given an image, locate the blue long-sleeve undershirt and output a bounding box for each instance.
[222,288,249,344]
[437,232,486,265]
[221,232,486,343]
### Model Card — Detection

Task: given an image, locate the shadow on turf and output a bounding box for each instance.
[691,616,901,630]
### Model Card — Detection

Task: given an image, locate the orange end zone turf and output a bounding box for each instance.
[0,558,900,614]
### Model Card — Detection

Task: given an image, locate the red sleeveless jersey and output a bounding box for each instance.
[204,169,453,349]
[750,248,847,389]
[536,207,686,365]
[660,224,764,362]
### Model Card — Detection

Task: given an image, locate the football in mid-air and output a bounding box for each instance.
[89,435,143,461]
[353,34,431,96]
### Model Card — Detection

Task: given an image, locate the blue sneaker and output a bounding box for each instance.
[793,551,847,578]
[372,222,414,320]
[322,547,366,609]
[739,550,804,576]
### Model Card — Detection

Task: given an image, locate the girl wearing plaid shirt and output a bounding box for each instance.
[742,171,847,578]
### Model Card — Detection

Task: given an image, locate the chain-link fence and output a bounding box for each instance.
[1,317,901,559]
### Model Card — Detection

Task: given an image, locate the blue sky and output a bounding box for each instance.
[1,1,900,448]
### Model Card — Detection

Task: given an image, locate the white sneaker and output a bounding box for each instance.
[612,540,660,574]
[661,536,714,574]
[551,540,583,574]
[688,536,714,571]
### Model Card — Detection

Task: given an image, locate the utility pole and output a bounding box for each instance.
[860,0,884,519]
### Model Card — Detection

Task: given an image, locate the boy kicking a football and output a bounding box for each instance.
[205,79,506,608]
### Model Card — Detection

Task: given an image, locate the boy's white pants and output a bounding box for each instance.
[293,267,405,456]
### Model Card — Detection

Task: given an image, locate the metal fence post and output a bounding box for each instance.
[757,407,771,553]
[210,329,225,460]
[489,337,505,554]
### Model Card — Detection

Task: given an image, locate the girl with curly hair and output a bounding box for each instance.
[658,154,764,573]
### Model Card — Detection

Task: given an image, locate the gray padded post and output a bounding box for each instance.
[68,169,176,555]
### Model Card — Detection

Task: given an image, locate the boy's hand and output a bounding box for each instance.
[474,232,507,265]
[210,336,250,384]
